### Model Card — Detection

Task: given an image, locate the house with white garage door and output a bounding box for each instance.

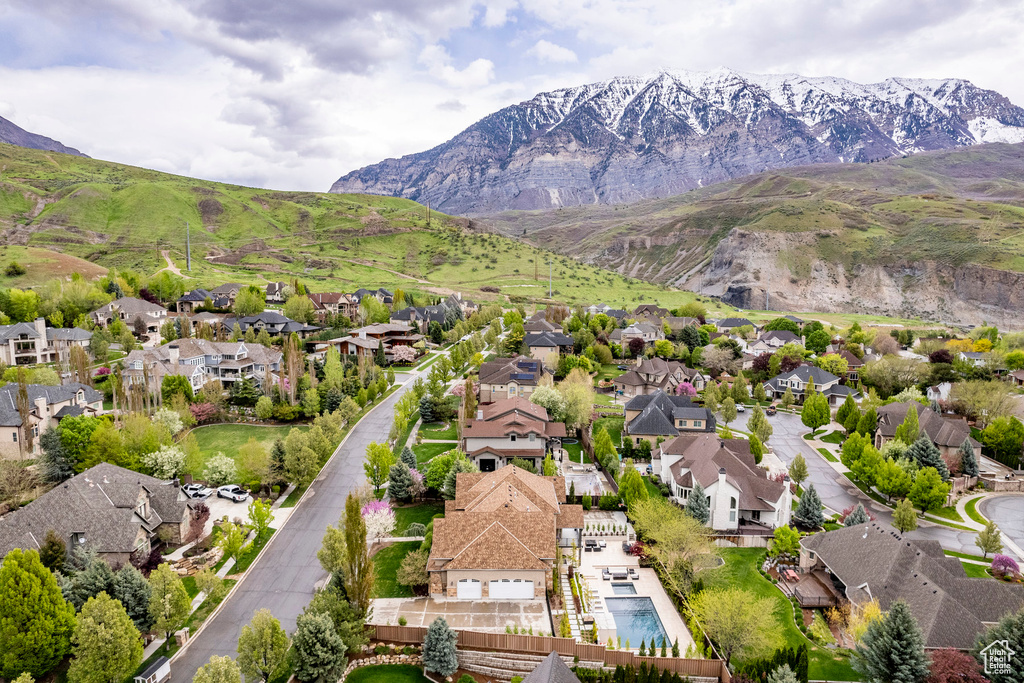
[428,466,583,600]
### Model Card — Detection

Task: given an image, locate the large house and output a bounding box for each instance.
[176,289,231,314]
[390,305,446,328]
[308,292,358,321]
[478,356,549,403]
[715,317,759,334]
[265,281,287,303]
[91,297,168,333]
[0,463,195,566]
[874,402,981,465]
[613,358,706,398]
[353,287,393,305]
[462,398,566,472]
[747,330,801,354]
[315,323,423,360]
[612,322,663,347]
[624,391,715,445]
[0,318,91,366]
[800,523,1024,649]
[524,331,574,368]
[0,383,103,460]
[223,312,320,338]
[524,317,562,333]
[428,466,583,600]
[657,433,791,532]
[633,304,669,318]
[124,339,282,394]
[763,366,860,406]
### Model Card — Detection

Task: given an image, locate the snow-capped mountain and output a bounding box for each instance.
[330,69,1024,215]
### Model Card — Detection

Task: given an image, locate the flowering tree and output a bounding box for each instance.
[190,402,219,424]
[410,468,426,500]
[449,381,477,398]
[152,408,184,435]
[392,345,417,364]
[361,500,396,543]
[94,367,111,377]
[142,444,186,479]
[991,553,1020,579]
[675,382,697,397]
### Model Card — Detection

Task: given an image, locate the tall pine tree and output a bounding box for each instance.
[853,600,928,683]
[906,436,950,481]
[794,484,825,529]
[685,481,710,524]
[958,439,979,477]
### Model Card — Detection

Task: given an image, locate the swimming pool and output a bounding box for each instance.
[605,597,669,648]
[611,583,637,594]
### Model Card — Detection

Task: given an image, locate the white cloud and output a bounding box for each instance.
[481,0,519,27]
[419,44,495,88]
[527,39,577,64]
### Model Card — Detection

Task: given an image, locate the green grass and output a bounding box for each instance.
[189,424,308,477]
[965,496,988,525]
[961,560,992,578]
[943,549,991,562]
[280,485,305,508]
[641,475,663,498]
[594,416,624,447]
[229,528,274,574]
[706,549,859,681]
[927,505,966,524]
[392,410,420,456]
[184,579,237,631]
[816,447,839,464]
[594,364,628,384]
[372,542,421,598]
[182,576,199,599]
[345,664,431,683]
[418,421,458,440]
[393,501,444,535]
[412,441,456,465]
[818,431,845,445]
[564,442,585,463]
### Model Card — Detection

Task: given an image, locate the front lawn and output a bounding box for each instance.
[412,442,457,465]
[189,424,308,477]
[393,501,444,535]
[705,548,859,681]
[419,421,457,440]
[229,528,275,574]
[816,448,839,464]
[184,578,237,631]
[372,541,420,598]
[818,431,845,445]
[346,664,431,683]
[964,496,987,525]
[960,561,991,579]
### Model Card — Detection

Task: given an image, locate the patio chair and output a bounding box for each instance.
[629,568,639,580]
[602,568,611,581]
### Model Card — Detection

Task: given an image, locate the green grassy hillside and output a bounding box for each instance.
[483,143,1024,279]
[0,142,725,313]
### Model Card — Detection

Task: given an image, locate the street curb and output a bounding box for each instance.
[169,379,412,665]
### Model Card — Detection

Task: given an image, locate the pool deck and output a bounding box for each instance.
[577,538,696,653]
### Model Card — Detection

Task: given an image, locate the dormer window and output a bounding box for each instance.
[510,434,517,443]
[136,499,148,518]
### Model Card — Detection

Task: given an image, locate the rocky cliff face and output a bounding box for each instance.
[330,69,1024,215]
[0,115,87,157]
[687,229,1024,328]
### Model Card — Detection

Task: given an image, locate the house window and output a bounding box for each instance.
[137,500,148,518]
[693,421,702,428]
[682,488,689,499]
[12,432,17,442]
[730,497,736,522]
[510,434,517,443]
[529,433,535,442]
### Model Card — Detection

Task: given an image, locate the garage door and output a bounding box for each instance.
[489,578,534,599]
[456,579,481,599]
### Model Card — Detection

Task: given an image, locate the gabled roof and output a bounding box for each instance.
[0,382,101,427]
[94,297,167,317]
[662,433,785,511]
[524,319,561,332]
[525,331,574,348]
[764,365,840,390]
[210,283,243,296]
[0,322,42,341]
[875,402,980,448]
[758,330,801,344]
[717,317,755,328]
[801,523,1024,649]
[479,356,545,387]
[626,390,715,437]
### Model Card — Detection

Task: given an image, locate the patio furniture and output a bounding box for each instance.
[608,567,629,580]
[598,541,607,549]
[602,568,611,581]
[629,568,639,580]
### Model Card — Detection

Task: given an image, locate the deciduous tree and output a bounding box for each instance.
[975,521,1002,559]
[343,493,373,615]
[68,593,142,683]
[789,454,809,487]
[237,609,289,683]
[908,467,949,514]
[148,563,191,649]
[363,441,394,494]
[691,587,779,663]
[893,498,918,534]
[192,656,241,683]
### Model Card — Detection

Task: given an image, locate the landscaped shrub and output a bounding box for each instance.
[992,554,1020,579]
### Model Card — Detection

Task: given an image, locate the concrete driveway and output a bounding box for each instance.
[371,597,552,634]
[768,412,983,556]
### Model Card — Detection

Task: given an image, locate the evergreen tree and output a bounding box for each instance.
[843,503,869,527]
[388,461,414,502]
[684,481,710,525]
[400,445,417,470]
[794,484,825,529]
[39,529,66,574]
[111,564,153,632]
[290,612,346,683]
[853,600,928,683]
[38,427,75,483]
[906,436,949,481]
[894,406,920,445]
[672,638,680,657]
[423,617,459,677]
[958,439,979,478]
[973,606,1024,683]
[0,549,76,678]
[893,498,918,534]
[639,639,647,656]
[68,593,142,683]
[66,554,115,610]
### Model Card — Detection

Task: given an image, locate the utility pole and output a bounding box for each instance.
[186,221,191,272]
[426,201,431,226]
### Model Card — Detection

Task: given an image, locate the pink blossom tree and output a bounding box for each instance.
[393,346,417,364]
[410,468,426,500]
[362,499,396,543]
[190,402,219,424]
[992,553,1020,579]
[675,382,697,397]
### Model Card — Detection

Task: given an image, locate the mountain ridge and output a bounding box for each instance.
[0,115,87,158]
[330,69,1024,215]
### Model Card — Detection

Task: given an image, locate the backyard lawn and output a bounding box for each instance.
[595,364,627,384]
[189,424,308,477]
[564,442,585,464]
[705,548,859,681]
[393,501,444,535]
[418,421,458,440]
[372,542,421,598]
[594,416,624,447]
[346,665,430,683]
[412,442,456,466]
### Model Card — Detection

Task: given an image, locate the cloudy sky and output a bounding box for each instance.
[1,0,1021,191]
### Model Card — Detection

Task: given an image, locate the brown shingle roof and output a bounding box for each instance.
[876,402,979,448]
[663,433,785,511]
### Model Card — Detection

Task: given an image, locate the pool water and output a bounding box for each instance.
[605,597,669,649]
[611,583,637,594]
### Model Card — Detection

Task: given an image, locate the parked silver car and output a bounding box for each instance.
[181,483,214,499]
[217,485,249,503]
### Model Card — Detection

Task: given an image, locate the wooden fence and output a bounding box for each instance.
[371,624,730,682]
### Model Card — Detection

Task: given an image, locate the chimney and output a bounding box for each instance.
[476,409,483,420]
[34,317,46,338]
[168,343,180,366]
[359,329,367,339]
[718,466,726,487]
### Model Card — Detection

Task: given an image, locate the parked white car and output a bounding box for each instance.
[181,483,214,499]
[217,485,249,502]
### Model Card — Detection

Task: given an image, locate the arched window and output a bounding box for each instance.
[729,497,737,522]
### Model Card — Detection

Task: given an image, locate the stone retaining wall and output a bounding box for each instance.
[339,653,423,682]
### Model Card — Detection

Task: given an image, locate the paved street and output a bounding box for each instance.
[170,382,414,682]
[768,413,981,555]
[979,495,1024,553]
